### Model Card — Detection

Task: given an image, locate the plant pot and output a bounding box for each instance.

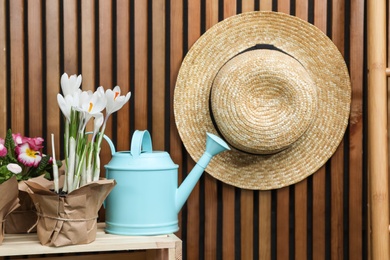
[0,176,20,244]
[25,177,115,247]
[5,181,37,234]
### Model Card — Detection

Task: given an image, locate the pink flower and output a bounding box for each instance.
[15,143,42,167]
[12,133,24,145]
[25,137,44,150]
[0,143,7,157]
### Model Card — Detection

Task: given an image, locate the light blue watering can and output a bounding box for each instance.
[103,130,230,235]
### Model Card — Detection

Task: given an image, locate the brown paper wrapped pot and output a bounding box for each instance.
[0,176,20,244]
[25,177,115,247]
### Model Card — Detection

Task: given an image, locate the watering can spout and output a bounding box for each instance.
[176,133,230,212]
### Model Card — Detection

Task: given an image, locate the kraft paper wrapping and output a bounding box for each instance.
[5,180,38,234]
[0,176,21,244]
[25,177,115,247]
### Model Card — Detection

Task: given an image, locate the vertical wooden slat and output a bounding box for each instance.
[312,1,327,259]
[240,1,256,257]
[45,0,61,156]
[259,191,272,260]
[28,0,43,137]
[276,187,289,260]
[348,0,364,259]
[183,1,199,259]
[260,0,273,11]
[133,0,148,131]
[151,0,165,150]
[331,0,346,259]
[10,0,25,133]
[276,3,291,260]
[98,0,114,168]
[367,0,390,259]
[222,185,235,260]
[169,0,183,236]
[294,2,308,260]
[241,189,254,260]
[203,1,223,259]
[220,2,237,259]
[0,0,7,136]
[277,0,290,14]
[330,146,345,259]
[257,4,273,260]
[116,0,131,150]
[239,4,256,260]
[80,0,95,136]
[241,0,254,12]
[63,0,78,74]
[205,0,219,28]
[169,0,183,203]
[81,0,95,93]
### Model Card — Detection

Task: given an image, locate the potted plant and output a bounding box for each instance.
[25,73,130,247]
[0,129,58,234]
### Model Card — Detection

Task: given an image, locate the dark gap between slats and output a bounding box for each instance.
[289,186,295,260]
[308,0,314,24]
[5,0,11,129]
[271,190,277,260]
[307,176,313,260]
[254,0,260,11]
[147,0,153,133]
[77,0,82,75]
[163,0,170,151]
[218,0,223,21]
[94,0,100,101]
[129,0,135,134]
[326,0,332,38]
[272,0,278,12]
[59,0,65,158]
[24,0,29,135]
[217,181,223,260]
[235,187,241,260]
[42,0,47,146]
[343,1,351,259]
[199,174,205,260]
[325,161,331,260]
[236,0,242,14]
[362,6,368,259]
[181,148,188,260]
[324,4,333,260]
[253,190,259,260]
[290,0,295,16]
[343,126,350,260]
[111,0,118,143]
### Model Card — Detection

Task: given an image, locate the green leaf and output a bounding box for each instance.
[29,155,50,178]
[5,129,16,162]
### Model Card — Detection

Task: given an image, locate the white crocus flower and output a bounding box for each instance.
[61,73,82,96]
[57,89,81,121]
[105,86,131,118]
[77,88,107,131]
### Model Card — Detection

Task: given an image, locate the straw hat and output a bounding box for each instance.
[173,11,351,190]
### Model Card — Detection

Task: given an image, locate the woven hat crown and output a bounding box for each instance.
[211,49,317,155]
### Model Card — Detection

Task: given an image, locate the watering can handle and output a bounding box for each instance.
[85,132,116,155]
[131,130,153,158]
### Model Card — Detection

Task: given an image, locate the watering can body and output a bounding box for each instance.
[104,130,229,236]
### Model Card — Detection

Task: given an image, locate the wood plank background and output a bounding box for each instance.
[0,0,368,259]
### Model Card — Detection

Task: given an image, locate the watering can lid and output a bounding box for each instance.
[128,130,178,169]
[104,130,178,170]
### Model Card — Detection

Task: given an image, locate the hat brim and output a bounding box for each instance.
[173,11,351,190]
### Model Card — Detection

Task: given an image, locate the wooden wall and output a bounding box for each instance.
[0,0,366,259]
